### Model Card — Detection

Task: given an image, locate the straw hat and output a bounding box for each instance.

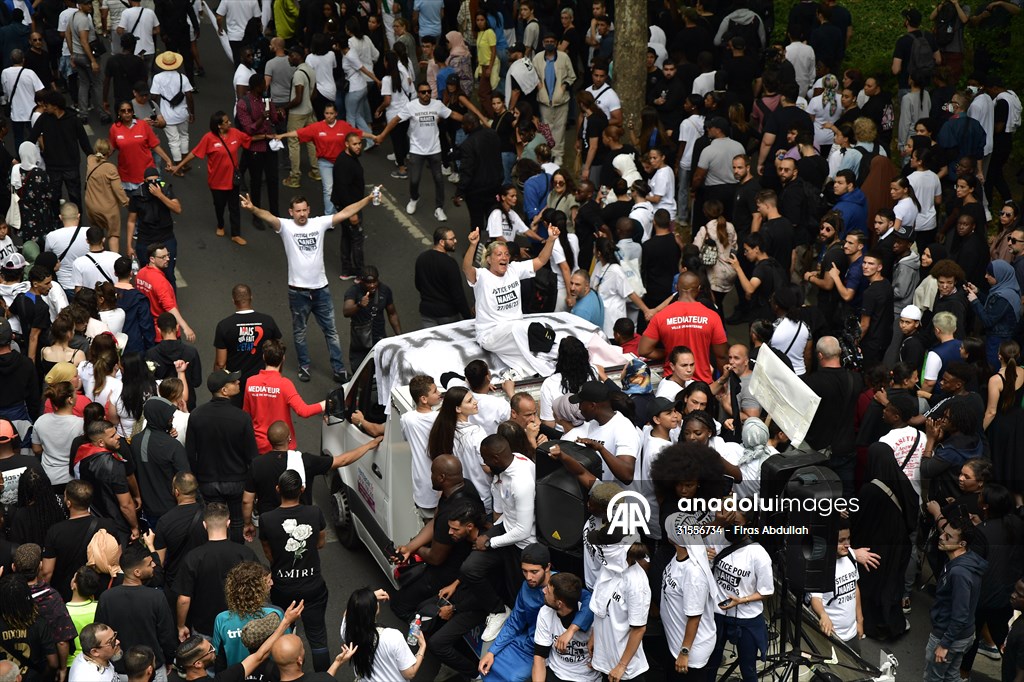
[156,51,184,70]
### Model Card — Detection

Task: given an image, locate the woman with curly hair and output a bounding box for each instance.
[539,336,598,430]
[213,561,281,668]
[10,468,66,545]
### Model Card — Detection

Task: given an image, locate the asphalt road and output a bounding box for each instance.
[55,17,1004,681]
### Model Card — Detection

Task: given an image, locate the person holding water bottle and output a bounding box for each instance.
[339,587,427,681]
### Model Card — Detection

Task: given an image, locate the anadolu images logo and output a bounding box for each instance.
[606,491,651,536]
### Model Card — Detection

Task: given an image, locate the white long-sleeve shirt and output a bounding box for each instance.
[489,453,536,549]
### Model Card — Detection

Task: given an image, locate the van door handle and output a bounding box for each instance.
[371,463,383,479]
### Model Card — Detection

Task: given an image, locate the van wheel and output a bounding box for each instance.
[330,489,359,549]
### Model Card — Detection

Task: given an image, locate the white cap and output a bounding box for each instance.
[900,304,923,322]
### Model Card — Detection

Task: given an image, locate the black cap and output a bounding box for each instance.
[569,380,611,404]
[510,43,526,55]
[0,319,12,346]
[521,543,551,566]
[902,8,922,26]
[144,167,160,178]
[527,322,556,355]
[647,396,676,423]
[207,369,241,394]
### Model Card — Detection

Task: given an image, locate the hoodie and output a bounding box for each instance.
[891,251,921,312]
[0,281,29,335]
[117,287,156,354]
[930,550,988,647]
[145,338,201,409]
[132,398,190,518]
[0,349,40,419]
[834,189,867,236]
[712,9,766,47]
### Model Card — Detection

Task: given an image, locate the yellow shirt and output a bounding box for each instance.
[476,29,496,66]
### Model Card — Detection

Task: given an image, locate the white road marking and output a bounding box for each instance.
[375,186,431,246]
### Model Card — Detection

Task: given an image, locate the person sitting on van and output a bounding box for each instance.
[464,359,514,436]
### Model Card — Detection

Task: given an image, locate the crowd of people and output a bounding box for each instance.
[0,0,1021,680]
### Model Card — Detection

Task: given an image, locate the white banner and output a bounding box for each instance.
[748,347,820,447]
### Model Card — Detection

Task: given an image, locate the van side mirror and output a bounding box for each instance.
[326,386,347,423]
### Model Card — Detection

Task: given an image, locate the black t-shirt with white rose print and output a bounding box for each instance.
[259,503,327,594]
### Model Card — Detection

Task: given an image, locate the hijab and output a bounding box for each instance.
[987,260,1021,320]
[738,418,771,466]
[821,74,839,116]
[864,442,919,532]
[18,141,44,171]
[921,242,947,280]
[446,31,469,58]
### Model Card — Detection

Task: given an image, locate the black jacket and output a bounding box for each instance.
[331,150,365,211]
[145,338,201,409]
[0,349,40,420]
[185,397,258,482]
[456,126,503,196]
[132,399,190,518]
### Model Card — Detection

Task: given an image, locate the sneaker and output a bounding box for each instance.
[406,198,418,214]
[216,227,225,237]
[441,164,452,176]
[231,236,248,245]
[979,642,1002,660]
[434,207,448,222]
[901,598,911,614]
[386,152,396,162]
[390,170,408,179]
[482,608,510,642]
[333,370,350,384]
[283,175,301,188]
[309,169,322,181]
[298,366,311,383]
[447,172,460,184]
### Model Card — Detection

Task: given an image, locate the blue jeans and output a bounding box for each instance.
[924,633,974,682]
[317,158,335,214]
[287,286,345,374]
[501,151,516,185]
[344,88,373,140]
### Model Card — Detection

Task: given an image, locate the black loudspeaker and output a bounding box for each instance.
[759,451,829,503]
[783,465,842,594]
[534,441,604,557]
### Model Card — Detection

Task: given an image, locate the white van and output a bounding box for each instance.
[320,312,626,586]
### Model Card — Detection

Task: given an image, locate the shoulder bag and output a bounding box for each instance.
[216,132,246,192]
[1,67,25,116]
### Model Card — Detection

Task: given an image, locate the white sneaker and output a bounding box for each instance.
[482,608,510,642]
[406,198,418,214]
[448,172,460,184]
[441,164,452,176]
[434,207,448,222]
[386,152,396,162]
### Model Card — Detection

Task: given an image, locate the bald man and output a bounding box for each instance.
[0,660,20,682]
[721,344,762,438]
[390,455,483,622]
[639,271,728,382]
[568,270,604,329]
[272,634,356,681]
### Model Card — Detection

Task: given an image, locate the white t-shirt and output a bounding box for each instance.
[639,431,671,540]
[58,7,77,57]
[591,262,633,338]
[233,64,256,97]
[470,261,535,338]
[591,563,651,678]
[581,515,634,590]
[277,215,333,289]
[692,71,716,98]
[68,653,117,682]
[549,233,580,290]
[893,196,919,232]
[338,622,416,682]
[539,371,597,422]
[967,93,995,155]
[630,203,655,242]
[655,378,688,400]
[489,453,536,548]
[399,408,439,509]
[150,71,193,125]
[585,84,621,121]
[677,115,705,170]
[468,391,510,435]
[398,99,452,156]
[72,250,119,288]
[922,351,943,382]
[454,421,491,512]
[1,66,44,123]
[878,425,925,497]
[662,553,717,669]
[381,74,412,121]
[806,94,844,147]
[216,0,260,41]
[44,225,91,291]
[31,413,82,485]
[808,554,860,642]
[769,318,811,375]
[650,166,677,220]
[305,52,337,101]
[712,542,774,619]
[485,207,529,242]
[564,412,640,489]
[535,603,601,682]
[99,308,126,335]
[341,51,367,93]
[117,7,159,55]
[908,170,941,232]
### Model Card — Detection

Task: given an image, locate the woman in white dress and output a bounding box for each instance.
[592,237,651,338]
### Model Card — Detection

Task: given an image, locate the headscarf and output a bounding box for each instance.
[620,358,653,395]
[864,442,919,532]
[86,529,123,577]
[446,31,469,58]
[738,417,771,466]
[920,242,947,280]
[986,260,1021,321]
[821,74,839,117]
[18,141,44,172]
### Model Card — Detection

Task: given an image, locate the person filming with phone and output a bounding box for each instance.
[127,166,183,289]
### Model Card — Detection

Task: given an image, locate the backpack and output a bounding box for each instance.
[855,142,881,186]
[934,2,957,48]
[724,15,763,54]
[906,31,935,83]
[799,179,824,233]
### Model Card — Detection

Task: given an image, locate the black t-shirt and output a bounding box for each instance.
[732,178,761,236]
[259,504,326,595]
[10,291,50,345]
[105,53,148,104]
[764,105,813,152]
[128,182,177,242]
[245,451,333,515]
[750,258,780,315]
[153,502,208,588]
[77,451,131,536]
[42,515,118,602]
[802,367,862,455]
[892,31,938,89]
[859,94,894,146]
[817,241,847,324]
[796,155,829,193]
[716,53,762,110]
[428,485,483,584]
[343,283,394,342]
[0,455,46,512]
[641,233,682,307]
[0,615,55,682]
[175,540,258,634]
[763,217,795,268]
[580,109,608,166]
[213,311,283,383]
[331,151,365,210]
[859,278,894,353]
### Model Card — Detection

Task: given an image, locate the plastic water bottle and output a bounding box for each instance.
[131,257,140,276]
[372,185,382,206]
[406,614,421,646]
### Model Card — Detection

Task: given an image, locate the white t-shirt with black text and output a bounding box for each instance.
[591,562,650,678]
[397,99,452,155]
[564,412,640,489]
[712,542,774,619]
[471,261,535,339]
[276,215,333,289]
[535,603,601,682]
[878,425,925,497]
[808,554,859,642]
[662,553,717,669]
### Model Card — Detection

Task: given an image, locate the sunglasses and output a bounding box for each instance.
[1001,211,1016,217]
[1009,237,1024,244]
[417,89,431,94]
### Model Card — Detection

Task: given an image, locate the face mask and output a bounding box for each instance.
[544,43,556,52]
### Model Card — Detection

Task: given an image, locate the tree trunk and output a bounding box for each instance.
[613,0,647,131]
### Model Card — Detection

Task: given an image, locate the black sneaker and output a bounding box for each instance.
[100,112,112,124]
[298,366,311,382]
[333,371,349,384]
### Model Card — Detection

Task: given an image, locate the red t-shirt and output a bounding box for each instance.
[191,129,252,190]
[642,301,727,383]
[296,119,362,163]
[110,120,160,183]
[135,264,177,339]
[242,369,323,452]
